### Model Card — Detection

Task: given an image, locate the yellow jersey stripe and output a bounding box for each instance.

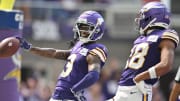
[162,35,179,42]
[96,47,107,60]
[90,48,106,62]
[89,51,97,56]
[163,32,179,43]
[143,94,147,101]
[162,36,179,46]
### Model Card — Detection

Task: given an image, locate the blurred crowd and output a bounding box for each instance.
[20,76,52,101]
[16,0,111,41]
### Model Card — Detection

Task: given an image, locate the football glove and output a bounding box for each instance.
[133,79,147,94]
[16,37,32,50]
[70,89,86,101]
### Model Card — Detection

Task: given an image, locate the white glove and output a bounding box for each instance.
[133,79,148,94]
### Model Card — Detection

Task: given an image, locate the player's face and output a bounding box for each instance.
[80,31,89,38]
[77,23,93,38]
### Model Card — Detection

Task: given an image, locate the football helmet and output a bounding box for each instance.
[73,11,105,43]
[135,2,170,35]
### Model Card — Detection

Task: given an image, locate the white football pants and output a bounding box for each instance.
[107,85,152,101]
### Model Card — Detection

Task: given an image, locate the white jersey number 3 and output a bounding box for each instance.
[61,54,77,77]
[126,43,149,69]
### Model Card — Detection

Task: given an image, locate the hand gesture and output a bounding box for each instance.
[16,37,32,50]
[133,79,148,95]
[70,89,86,101]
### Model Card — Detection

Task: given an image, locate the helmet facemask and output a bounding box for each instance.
[135,10,158,35]
[73,11,105,43]
[135,11,144,34]
[73,19,102,43]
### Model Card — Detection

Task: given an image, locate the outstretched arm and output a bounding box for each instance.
[29,47,70,60]
[17,37,71,60]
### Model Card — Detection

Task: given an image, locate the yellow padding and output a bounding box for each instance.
[0,0,15,10]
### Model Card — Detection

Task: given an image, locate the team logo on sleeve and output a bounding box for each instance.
[147,35,158,42]
[79,48,89,56]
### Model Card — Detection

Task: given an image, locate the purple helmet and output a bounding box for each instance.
[73,11,105,43]
[135,2,170,35]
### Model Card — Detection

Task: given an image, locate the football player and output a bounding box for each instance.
[107,2,179,101]
[169,66,180,101]
[18,11,108,101]
[0,10,23,101]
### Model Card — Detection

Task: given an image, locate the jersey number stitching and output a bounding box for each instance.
[61,54,77,77]
[126,43,149,69]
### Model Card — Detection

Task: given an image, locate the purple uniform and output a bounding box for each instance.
[52,41,108,100]
[107,2,179,101]
[0,10,23,101]
[119,29,179,86]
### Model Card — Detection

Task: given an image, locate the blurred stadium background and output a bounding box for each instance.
[14,0,180,101]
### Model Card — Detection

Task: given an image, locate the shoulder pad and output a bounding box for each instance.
[161,29,179,47]
[89,44,108,62]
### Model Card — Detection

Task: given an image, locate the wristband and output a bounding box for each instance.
[148,66,157,79]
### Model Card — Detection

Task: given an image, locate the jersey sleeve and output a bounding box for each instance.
[175,67,180,83]
[161,30,179,48]
[89,46,108,63]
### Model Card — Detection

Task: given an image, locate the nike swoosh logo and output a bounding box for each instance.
[130,92,137,94]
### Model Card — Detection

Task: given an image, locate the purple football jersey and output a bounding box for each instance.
[119,29,179,86]
[52,41,108,100]
[0,10,23,101]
